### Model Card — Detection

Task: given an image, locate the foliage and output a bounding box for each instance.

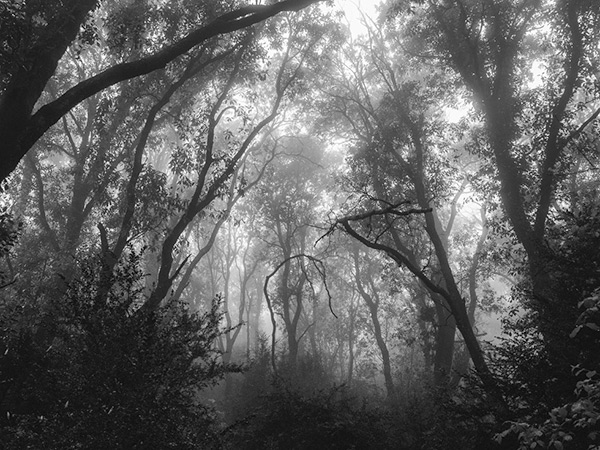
[0,206,20,286]
[399,383,500,450]
[489,193,600,447]
[489,303,563,413]
[0,251,237,449]
[551,197,600,369]
[572,288,600,339]
[496,367,600,450]
[223,363,505,450]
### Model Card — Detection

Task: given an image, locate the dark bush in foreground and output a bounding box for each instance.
[223,383,398,450]
[0,253,236,449]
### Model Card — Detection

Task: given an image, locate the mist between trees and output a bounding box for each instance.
[1,0,599,448]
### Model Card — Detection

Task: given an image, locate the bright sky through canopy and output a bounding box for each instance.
[335,0,379,35]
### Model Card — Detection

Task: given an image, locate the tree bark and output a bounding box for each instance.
[432,293,457,386]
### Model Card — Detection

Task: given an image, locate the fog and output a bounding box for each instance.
[1,1,599,449]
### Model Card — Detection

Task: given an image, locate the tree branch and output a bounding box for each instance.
[0,0,322,183]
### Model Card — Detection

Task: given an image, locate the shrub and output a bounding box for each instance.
[0,252,237,449]
[496,367,600,450]
[223,383,396,450]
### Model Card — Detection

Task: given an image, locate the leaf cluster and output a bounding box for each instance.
[496,367,600,450]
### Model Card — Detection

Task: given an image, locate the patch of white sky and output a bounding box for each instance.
[334,0,379,37]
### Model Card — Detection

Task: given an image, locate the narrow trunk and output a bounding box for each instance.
[433,295,457,386]
[347,298,356,386]
[353,247,396,400]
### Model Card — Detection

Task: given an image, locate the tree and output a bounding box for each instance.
[257,138,328,370]
[0,0,323,184]
[320,20,496,391]
[389,0,600,360]
[143,5,336,311]
[207,218,262,410]
[352,243,397,399]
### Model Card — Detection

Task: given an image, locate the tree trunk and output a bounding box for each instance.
[433,294,457,386]
[352,247,396,400]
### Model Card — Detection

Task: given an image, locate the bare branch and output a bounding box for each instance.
[337,202,432,223]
